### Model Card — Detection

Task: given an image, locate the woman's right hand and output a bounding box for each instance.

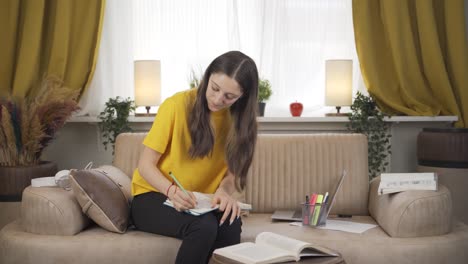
[167,186,197,212]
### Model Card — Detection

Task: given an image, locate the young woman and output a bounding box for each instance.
[131,51,259,264]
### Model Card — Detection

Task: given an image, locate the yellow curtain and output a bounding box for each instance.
[353,0,468,127]
[0,0,105,99]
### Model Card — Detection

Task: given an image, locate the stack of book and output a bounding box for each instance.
[378,172,438,195]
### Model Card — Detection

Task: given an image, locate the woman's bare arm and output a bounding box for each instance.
[137,146,196,210]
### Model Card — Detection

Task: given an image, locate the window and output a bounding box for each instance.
[81,0,362,117]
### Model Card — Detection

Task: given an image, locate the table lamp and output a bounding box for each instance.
[134,60,161,116]
[325,59,352,116]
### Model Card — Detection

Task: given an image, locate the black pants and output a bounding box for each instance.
[131,192,242,264]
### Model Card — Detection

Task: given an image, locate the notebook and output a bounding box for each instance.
[271,170,347,222]
[164,192,252,216]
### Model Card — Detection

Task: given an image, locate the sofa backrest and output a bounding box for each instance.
[244,134,369,216]
[114,132,147,177]
[114,133,369,216]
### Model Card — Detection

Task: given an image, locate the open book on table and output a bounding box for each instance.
[213,232,339,264]
[164,192,252,216]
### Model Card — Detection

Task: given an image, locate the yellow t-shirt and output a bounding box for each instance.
[131,89,232,196]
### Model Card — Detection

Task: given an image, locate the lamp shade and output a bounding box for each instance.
[134,60,161,107]
[325,60,352,107]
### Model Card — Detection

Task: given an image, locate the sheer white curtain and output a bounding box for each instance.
[235,0,362,115]
[77,0,133,116]
[133,0,234,101]
[78,0,363,116]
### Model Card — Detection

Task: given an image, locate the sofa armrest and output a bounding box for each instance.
[368,176,452,238]
[21,186,90,235]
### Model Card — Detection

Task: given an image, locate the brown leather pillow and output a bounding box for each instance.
[70,169,129,233]
[94,165,132,203]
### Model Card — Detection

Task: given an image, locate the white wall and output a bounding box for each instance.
[43,123,114,170]
[42,119,455,174]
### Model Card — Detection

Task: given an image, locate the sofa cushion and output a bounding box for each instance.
[21,186,90,235]
[70,169,129,233]
[368,177,452,237]
[239,214,468,264]
[3,215,468,264]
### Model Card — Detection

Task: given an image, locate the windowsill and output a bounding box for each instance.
[257,116,458,123]
[69,115,458,123]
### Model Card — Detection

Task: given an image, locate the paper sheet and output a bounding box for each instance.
[289,219,377,234]
[31,177,57,187]
[317,219,377,233]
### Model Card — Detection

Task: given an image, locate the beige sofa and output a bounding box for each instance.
[1,133,468,264]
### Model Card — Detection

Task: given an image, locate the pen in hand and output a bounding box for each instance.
[169,171,197,208]
[169,171,189,197]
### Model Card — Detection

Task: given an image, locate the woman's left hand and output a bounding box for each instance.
[212,189,240,226]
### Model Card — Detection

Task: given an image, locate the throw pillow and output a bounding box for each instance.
[70,169,129,233]
[95,165,132,202]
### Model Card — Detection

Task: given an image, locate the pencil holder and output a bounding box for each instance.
[301,202,328,227]
[301,202,311,226]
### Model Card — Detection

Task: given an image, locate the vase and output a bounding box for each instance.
[0,161,58,202]
[258,102,266,116]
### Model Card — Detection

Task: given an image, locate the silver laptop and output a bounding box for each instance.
[271,170,347,221]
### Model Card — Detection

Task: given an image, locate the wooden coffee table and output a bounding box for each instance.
[210,253,346,264]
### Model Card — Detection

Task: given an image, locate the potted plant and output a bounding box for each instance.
[0,76,80,200]
[258,78,273,116]
[98,96,136,154]
[346,91,391,180]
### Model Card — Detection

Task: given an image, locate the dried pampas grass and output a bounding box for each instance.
[0,76,80,166]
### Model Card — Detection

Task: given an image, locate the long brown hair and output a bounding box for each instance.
[188,51,259,190]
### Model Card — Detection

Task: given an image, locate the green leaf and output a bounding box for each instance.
[98,97,135,155]
[258,78,273,102]
[347,91,392,181]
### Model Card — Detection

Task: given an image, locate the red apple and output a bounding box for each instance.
[290,101,303,117]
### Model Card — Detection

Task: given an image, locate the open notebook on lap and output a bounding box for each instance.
[271,170,347,222]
